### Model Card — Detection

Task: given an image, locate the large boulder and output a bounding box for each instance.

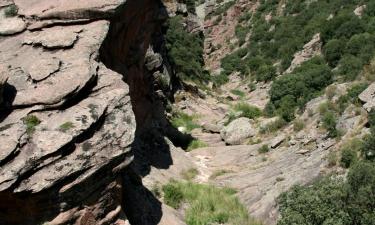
[221,117,256,145]
[359,82,375,112]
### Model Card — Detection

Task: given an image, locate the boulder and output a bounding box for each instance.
[0,17,26,35]
[354,5,366,17]
[359,82,375,112]
[336,105,362,133]
[221,117,256,145]
[202,122,222,133]
[270,135,286,149]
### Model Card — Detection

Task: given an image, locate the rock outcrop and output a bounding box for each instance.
[359,82,375,112]
[285,33,322,74]
[221,117,256,145]
[0,0,175,224]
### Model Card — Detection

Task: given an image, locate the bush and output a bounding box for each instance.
[4,5,18,17]
[59,122,74,132]
[233,103,262,119]
[278,161,375,225]
[166,16,207,83]
[338,55,364,81]
[258,145,270,154]
[260,118,287,134]
[171,111,200,132]
[322,111,339,138]
[346,33,375,63]
[230,89,245,98]
[327,151,337,167]
[23,115,41,135]
[340,147,358,168]
[361,133,375,161]
[212,73,229,87]
[269,58,333,121]
[256,64,277,82]
[162,182,184,209]
[187,139,208,151]
[323,39,345,67]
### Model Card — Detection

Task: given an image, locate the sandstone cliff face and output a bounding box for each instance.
[0,0,175,224]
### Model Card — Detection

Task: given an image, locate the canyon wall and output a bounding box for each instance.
[0,0,177,224]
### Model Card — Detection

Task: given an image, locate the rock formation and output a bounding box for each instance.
[359,82,375,112]
[0,0,177,224]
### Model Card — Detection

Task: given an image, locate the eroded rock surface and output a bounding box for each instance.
[285,33,322,74]
[0,0,174,224]
[359,82,375,111]
[221,117,256,145]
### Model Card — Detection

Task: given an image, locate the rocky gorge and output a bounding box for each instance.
[0,0,375,225]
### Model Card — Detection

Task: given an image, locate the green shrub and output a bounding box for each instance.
[256,64,277,82]
[338,55,364,81]
[260,118,287,134]
[59,122,74,132]
[233,102,262,119]
[212,73,229,87]
[362,133,375,161]
[166,16,207,83]
[346,33,375,63]
[293,119,305,132]
[230,89,245,98]
[258,145,270,154]
[4,5,18,17]
[269,58,333,121]
[322,111,339,138]
[162,182,184,209]
[323,39,345,67]
[340,147,358,168]
[347,83,369,104]
[23,115,41,135]
[235,25,248,46]
[171,111,200,132]
[162,181,261,225]
[327,151,337,167]
[187,139,208,151]
[278,161,375,225]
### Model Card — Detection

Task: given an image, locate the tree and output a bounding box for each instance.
[323,39,345,67]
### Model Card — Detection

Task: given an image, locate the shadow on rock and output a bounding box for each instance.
[122,169,162,225]
[0,83,17,123]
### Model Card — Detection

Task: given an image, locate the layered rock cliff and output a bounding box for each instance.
[0,0,176,224]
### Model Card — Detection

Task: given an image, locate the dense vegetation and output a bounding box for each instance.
[165,16,208,83]
[278,162,375,225]
[219,0,375,119]
[267,57,333,121]
[278,110,375,224]
[162,181,262,225]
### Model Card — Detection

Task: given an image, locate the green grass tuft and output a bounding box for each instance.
[59,122,75,132]
[187,140,208,151]
[162,181,262,225]
[23,115,41,135]
[171,111,200,132]
[258,145,270,154]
